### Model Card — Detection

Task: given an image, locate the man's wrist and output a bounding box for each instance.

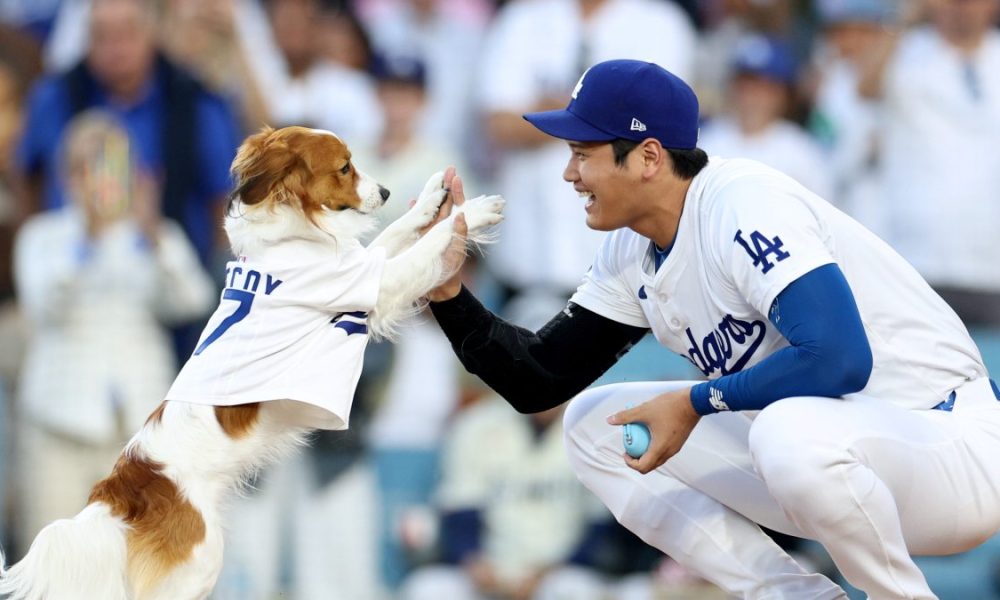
[427,281,463,303]
[689,382,717,416]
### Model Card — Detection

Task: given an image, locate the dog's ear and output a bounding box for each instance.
[229,127,302,207]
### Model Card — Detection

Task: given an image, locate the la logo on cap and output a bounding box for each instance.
[630,118,647,132]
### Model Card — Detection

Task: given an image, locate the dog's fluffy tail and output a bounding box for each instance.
[0,503,129,600]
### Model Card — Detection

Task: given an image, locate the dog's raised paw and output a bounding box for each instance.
[459,194,505,232]
[410,171,448,226]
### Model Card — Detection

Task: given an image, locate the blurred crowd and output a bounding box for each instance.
[0,0,998,598]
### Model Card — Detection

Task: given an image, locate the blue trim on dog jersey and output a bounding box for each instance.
[690,263,873,415]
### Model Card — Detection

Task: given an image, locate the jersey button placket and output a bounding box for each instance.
[656,297,684,332]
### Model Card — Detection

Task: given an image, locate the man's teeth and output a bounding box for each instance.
[579,191,593,199]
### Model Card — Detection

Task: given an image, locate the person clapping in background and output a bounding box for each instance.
[10,109,214,557]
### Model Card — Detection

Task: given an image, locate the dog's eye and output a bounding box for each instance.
[340,163,351,175]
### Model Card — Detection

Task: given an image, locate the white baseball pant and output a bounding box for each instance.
[563,378,1000,600]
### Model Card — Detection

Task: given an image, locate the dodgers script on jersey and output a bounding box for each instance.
[571,157,987,410]
[166,238,386,429]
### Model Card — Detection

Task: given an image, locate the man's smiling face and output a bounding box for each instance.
[562,141,645,232]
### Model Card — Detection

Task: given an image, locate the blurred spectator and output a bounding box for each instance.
[348,56,473,590]
[399,398,612,600]
[15,0,241,269]
[0,377,6,544]
[0,57,24,303]
[859,0,1000,327]
[807,0,889,231]
[212,448,383,600]
[477,0,696,310]
[0,21,43,102]
[356,0,492,30]
[693,0,795,118]
[11,110,215,556]
[0,0,62,40]
[356,55,474,232]
[44,0,271,130]
[159,0,272,130]
[700,34,834,200]
[316,6,376,72]
[0,46,30,552]
[359,0,488,155]
[236,0,382,146]
[366,311,463,591]
[212,348,387,600]
[40,0,90,71]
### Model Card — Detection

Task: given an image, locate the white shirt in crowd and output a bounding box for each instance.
[14,210,216,443]
[698,117,835,202]
[810,52,884,235]
[879,26,1000,291]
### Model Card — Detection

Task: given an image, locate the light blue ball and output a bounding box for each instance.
[623,422,651,458]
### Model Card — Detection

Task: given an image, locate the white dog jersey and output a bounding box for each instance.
[166,238,386,429]
[571,157,986,410]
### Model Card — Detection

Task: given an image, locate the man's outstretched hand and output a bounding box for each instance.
[426,167,469,302]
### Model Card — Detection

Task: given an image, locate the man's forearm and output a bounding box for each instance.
[430,286,648,413]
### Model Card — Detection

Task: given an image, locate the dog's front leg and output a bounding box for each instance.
[369,193,504,340]
[369,215,457,339]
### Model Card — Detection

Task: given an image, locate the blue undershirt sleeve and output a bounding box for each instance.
[689,263,873,415]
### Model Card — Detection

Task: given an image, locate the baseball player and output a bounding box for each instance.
[426,59,1000,599]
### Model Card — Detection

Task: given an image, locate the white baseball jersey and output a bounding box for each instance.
[166,238,386,430]
[571,157,986,410]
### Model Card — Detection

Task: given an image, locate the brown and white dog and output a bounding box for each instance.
[0,126,504,600]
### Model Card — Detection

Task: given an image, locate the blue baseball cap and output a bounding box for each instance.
[732,35,798,86]
[523,59,700,149]
[370,54,427,88]
[817,0,890,25]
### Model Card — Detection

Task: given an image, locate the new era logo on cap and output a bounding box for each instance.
[522,59,700,149]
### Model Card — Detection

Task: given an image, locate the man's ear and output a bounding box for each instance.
[639,139,666,177]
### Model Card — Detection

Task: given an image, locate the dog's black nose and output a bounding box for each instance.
[379,186,390,203]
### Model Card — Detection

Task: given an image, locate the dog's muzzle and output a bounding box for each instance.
[379,186,390,203]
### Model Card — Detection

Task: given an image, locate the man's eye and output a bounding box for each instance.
[340,163,351,175]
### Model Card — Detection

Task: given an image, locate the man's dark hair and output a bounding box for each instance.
[611,139,640,166]
[666,147,709,179]
[611,138,708,180]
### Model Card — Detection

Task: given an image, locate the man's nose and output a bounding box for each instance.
[379,186,390,202]
[563,162,577,183]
